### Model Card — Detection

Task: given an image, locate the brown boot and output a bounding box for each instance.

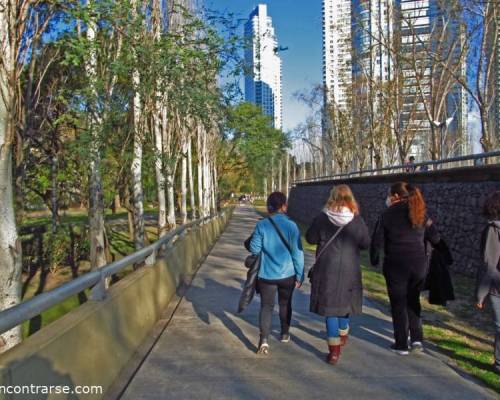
[340,335,348,346]
[327,345,341,364]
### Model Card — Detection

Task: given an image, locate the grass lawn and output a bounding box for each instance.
[19,213,161,338]
[254,206,499,393]
[360,258,499,394]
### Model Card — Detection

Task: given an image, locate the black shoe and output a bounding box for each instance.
[280,333,290,343]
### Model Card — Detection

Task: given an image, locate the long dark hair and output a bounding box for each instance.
[390,182,426,228]
[483,191,500,220]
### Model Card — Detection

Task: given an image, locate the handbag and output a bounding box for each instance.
[308,225,346,282]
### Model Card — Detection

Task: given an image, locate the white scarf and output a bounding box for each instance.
[323,206,354,227]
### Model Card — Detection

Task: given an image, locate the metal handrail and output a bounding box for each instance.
[293,151,500,184]
[0,211,228,336]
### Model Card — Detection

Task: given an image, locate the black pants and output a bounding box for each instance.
[258,276,296,340]
[384,263,426,350]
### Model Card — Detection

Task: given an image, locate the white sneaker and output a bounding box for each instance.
[280,334,291,343]
[390,345,409,356]
[257,339,269,355]
[411,341,424,352]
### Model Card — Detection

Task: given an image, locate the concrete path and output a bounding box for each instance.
[121,206,496,400]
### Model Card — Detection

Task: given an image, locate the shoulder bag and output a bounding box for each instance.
[308,225,346,282]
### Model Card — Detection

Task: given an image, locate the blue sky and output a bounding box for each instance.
[206,0,323,132]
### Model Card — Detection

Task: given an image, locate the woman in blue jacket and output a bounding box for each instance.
[249,192,305,355]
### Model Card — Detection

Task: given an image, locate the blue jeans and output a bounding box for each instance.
[326,316,350,344]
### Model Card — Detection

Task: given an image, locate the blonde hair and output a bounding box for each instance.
[325,185,359,215]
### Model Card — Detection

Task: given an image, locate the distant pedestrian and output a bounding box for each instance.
[306,185,370,364]
[248,192,304,355]
[370,182,440,355]
[405,156,417,173]
[476,191,500,373]
[419,163,429,172]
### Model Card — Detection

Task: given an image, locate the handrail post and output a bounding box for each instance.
[145,250,156,266]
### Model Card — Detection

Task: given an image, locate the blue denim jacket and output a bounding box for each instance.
[249,213,305,282]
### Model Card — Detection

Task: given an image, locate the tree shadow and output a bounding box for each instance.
[2,355,79,400]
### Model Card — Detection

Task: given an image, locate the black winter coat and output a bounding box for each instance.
[424,239,455,306]
[306,213,370,317]
[370,202,440,272]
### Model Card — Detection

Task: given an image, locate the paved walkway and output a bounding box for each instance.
[121,207,496,400]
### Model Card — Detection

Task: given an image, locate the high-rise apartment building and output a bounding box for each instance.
[352,0,393,83]
[322,0,469,164]
[322,0,352,109]
[399,0,432,159]
[244,4,282,129]
[399,0,468,159]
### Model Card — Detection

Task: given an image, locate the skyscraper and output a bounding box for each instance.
[352,0,393,83]
[244,4,282,129]
[321,0,469,165]
[399,0,468,159]
[322,0,352,109]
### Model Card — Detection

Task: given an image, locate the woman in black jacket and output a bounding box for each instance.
[371,182,440,355]
[306,185,370,364]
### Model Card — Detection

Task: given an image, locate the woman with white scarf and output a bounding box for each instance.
[306,185,370,364]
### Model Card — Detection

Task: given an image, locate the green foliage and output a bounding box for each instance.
[218,103,288,195]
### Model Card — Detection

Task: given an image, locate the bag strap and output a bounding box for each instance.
[315,225,346,262]
[268,217,293,256]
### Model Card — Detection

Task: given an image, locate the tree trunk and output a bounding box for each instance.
[131,123,145,251]
[130,0,145,252]
[271,159,275,192]
[211,163,217,212]
[197,126,204,218]
[166,165,176,229]
[161,105,176,229]
[278,158,283,193]
[89,154,107,270]
[479,106,492,153]
[285,153,290,197]
[50,154,59,234]
[187,137,196,219]
[0,143,22,352]
[180,140,188,224]
[154,115,167,236]
[86,14,107,271]
[202,132,211,217]
[113,194,121,213]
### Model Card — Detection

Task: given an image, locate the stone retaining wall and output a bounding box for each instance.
[288,166,500,276]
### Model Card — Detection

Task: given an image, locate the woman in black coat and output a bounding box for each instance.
[370,182,440,355]
[306,185,370,364]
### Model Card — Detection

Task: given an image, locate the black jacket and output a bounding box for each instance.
[370,202,440,271]
[306,213,370,317]
[237,236,260,313]
[425,239,455,306]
